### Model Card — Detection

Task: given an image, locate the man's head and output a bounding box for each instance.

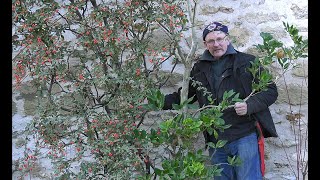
[203,22,230,59]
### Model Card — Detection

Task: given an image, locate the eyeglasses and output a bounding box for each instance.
[204,35,227,45]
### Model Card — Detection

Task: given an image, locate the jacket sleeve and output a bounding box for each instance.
[163,64,198,110]
[163,90,180,110]
[246,67,278,115]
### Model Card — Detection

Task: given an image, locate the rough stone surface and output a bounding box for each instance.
[291,4,308,19]
[200,6,220,15]
[19,81,37,97]
[260,26,289,39]
[12,100,17,116]
[238,12,280,25]
[23,99,38,116]
[292,60,308,77]
[229,27,252,48]
[157,71,184,87]
[276,83,308,105]
[148,29,172,50]
[244,46,267,58]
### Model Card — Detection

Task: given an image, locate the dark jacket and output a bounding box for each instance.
[163,46,278,143]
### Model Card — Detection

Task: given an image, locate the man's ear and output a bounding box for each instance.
[226,38,230,45]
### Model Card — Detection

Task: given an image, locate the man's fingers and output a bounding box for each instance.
[234,102,247,116]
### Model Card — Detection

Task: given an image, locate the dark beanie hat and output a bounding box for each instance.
[202,22,228,41]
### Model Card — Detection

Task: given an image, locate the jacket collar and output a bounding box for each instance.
[199,43,237,61]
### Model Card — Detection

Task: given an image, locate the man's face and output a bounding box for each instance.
[204,31,229,59]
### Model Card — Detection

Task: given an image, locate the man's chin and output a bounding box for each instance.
[213,52,223,58]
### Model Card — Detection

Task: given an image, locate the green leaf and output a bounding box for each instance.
[146,89,165,110]
[213,129,218,139]
[207,142,215,148]
[186,103,198,109]
[215,140,227,148]
[231,93,243,103]
[154,168,163,175]
[227,155,242,166]
[172,103,181,110]
[207,128,213,135]
[182,95,196,106]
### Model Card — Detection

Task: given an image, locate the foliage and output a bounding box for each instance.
[254,21,308,180]
[144,88,243,179]
[12,0,190,179]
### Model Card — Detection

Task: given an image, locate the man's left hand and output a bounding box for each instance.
[234,102,248,116]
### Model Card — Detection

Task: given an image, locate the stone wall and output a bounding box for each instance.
[12,0,308,179]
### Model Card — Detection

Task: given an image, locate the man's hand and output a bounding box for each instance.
[234,102,248,116]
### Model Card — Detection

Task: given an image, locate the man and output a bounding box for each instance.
[163,22,278,180]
